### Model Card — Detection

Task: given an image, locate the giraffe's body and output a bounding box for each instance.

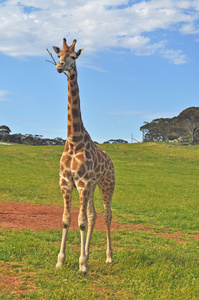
[53,39,115,274]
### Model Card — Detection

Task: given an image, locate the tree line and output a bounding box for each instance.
[140,107,199,144]
[0,126,128,145]
[0,126,65,145]
[1,107,198,145]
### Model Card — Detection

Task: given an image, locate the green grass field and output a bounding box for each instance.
[0,142,199,299]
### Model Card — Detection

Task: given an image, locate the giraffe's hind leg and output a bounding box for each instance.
[98,172,115,264]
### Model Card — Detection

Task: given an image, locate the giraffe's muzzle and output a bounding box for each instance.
[56,63,64,73]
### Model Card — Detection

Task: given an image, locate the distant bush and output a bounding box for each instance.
[103,139,128,144]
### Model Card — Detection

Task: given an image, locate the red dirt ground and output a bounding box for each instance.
[0,261,35,295]
[1,202,198,242]
[0,201,143,232]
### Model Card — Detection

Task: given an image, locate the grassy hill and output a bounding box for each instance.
[0,142,199,299]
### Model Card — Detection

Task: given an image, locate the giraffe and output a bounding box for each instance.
[53,38,115,274]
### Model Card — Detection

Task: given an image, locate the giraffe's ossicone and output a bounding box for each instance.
[52,38,115,274]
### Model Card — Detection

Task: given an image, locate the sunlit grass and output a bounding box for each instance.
[0,142,199,299]
[1,229,199,299]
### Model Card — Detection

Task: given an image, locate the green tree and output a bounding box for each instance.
[178,107,199,144]
[140,107,199,144]
[0,125,11,135]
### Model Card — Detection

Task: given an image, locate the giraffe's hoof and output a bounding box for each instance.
[79,255,87,274]
[79,267,87,275]
[79,261,87,275]
[55,262,63,268]
[106,250,113,264]
[79,270,87,275]
[106,257,113,264]
[56,253,65,268]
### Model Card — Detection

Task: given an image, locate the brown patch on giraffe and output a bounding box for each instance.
[71,88,78,96]
[71,158,78,169]
[73,98,78,105]
[72,108,79,118]
[75,142,84,151]
[85,150,92,159]
[77,164,86,177]
[78,180,85,188]
[86,160,93,170]
[90,149,95,158]
[95,165,100,173]
[67,125,72,136]
[61,156,72,169]
[76,153,84,162]
[72,135,83,143]
[86,143,90,150]
[61,178,68,186]
[84,134,89,143]
[97,151,101,163]
[63,169,71,178]
[105,160,109,168]
[88,171,95,178]
[70,73,75,81]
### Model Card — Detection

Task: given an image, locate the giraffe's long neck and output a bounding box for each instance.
[67,65,84,143]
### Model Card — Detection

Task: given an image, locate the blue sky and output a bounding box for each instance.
[0,0,199,143]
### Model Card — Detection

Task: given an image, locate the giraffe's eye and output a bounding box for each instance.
[58,55,60,58]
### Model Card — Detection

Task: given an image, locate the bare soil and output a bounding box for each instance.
[1,202,198,242]
[0,261,35,295]
[0,201,141,231]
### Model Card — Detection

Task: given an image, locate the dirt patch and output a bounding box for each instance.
[193,234,199,240]
[0,201,142,232]
[1,202,197,243]
[151,231,188,243]
[0,261,35,295]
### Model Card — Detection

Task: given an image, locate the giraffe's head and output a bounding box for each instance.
[53,38,84,73]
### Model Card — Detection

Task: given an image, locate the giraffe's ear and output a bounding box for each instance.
[75,49,84,59]
[53,46,61,55]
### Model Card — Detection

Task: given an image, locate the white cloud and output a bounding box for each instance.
[0,90,10,101]
[0,0,199,63]
[160,49,187,64]
[180,22,199,35]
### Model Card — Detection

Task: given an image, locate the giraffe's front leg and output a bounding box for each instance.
[79,229,87,274]
[78,185,90,274]
[56,178,73,268]
[85,187,97,261]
